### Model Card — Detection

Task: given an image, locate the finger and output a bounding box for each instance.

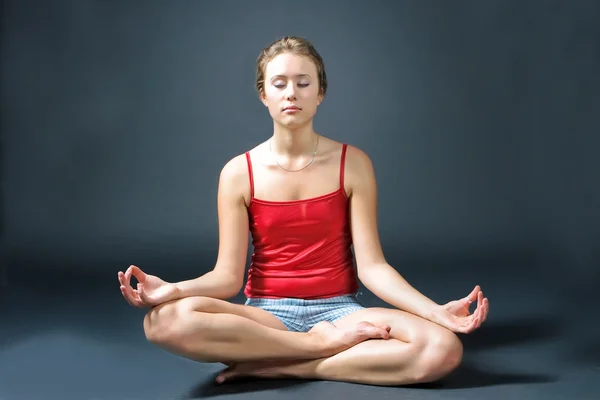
[121,279,141,304]
[119,272,131,293]
[139,283,156,306]
[474,316,481,331]
[454,314,476,334]
[466,285,480,304]
[484,298,490,320]
[481,298,489,324]
[137,283,147,302]
[118,271,129,287]
[476,298,488,328]
[474,295,484,327]
[120,284,136,303]
[479,293,486,324]
[460,317,478,334]
[461,311,479,332]
[119,270,146,307]
[130,265,147,284]
[118,270,129,284]
[469,314,481,333]
[120,285,141,307]
[124,266,133,285]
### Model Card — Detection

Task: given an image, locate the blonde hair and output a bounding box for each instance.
[255,36,328,98]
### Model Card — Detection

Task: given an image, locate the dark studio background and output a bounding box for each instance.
[0,1,599,399]
[2,0,598,301]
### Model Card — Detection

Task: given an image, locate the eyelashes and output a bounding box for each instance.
[273,83,310,89]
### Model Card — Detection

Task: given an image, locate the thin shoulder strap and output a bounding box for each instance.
[245,152,254,199]
[339,144,348,189]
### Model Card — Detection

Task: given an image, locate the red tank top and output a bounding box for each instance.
[243,144,359,299]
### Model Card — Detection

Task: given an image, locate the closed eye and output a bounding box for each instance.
[274,83,310,89]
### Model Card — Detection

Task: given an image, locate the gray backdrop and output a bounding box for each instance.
[2,1,598,300]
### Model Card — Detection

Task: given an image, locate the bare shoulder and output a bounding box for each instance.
[344,144,374,172]
[218,152,252,205]
[343,144,377,197]
[220,152,249,184]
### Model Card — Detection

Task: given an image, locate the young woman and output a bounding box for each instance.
[118,36,489,386]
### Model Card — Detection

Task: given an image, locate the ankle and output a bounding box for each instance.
[306,332,332,358]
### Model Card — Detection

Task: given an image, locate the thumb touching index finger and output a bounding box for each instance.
[130,265,147,283]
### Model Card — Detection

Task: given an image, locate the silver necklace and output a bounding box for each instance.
[270,135,320,172]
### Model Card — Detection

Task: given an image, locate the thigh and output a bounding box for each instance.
[333,307,453,344]
[149,296,289,331]
[245,297,307,332]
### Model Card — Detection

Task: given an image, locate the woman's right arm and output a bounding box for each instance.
[173,155,250,300]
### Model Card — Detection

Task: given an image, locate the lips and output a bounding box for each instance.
[283,105,301,111]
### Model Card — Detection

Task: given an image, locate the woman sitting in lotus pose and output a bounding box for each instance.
[118,36,489,386]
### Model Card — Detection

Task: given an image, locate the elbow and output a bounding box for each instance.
[357,262,393,289]
[357,262,382,282]
[357,267,376,292]
[216,271,244,299]
[222,282,244,299]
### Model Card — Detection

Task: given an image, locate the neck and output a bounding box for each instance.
[271,121,318,157]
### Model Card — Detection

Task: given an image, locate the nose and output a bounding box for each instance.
[285,84,297,100]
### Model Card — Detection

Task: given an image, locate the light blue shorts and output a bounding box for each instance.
[245,293,365,332]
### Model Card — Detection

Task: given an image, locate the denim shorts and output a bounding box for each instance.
[245,293,365,332]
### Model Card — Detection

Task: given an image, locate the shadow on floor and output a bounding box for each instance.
[184,360,558,398]
[185,377,309,398]
[564,338,600,367]
[460,313,566,351]
[415,361,559,390]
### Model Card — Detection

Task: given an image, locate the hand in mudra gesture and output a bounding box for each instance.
[118,265,178,308]
[435,285,489,334]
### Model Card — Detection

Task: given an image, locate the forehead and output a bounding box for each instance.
[265,52,317,79]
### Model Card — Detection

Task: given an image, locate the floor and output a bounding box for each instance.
[0,263,598,400]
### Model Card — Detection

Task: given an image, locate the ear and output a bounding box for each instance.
[260,91,268,107]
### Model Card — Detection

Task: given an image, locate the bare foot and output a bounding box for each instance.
[215,360,295,384]
[310,320,391,356]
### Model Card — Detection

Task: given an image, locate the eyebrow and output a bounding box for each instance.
[270,74,311,80]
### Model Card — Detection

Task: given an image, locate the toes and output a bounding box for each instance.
[380,327,391,339]
[355,321,391,339]
[357,321,391,339]
[215,365,237,384]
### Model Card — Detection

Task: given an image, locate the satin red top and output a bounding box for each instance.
[243,144,359,299]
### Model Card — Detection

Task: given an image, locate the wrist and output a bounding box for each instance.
[425,304,445,325]
[167,283,184,301]
[172,281,194,300]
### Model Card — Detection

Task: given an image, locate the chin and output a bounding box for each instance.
[276,112,315,128]
[277,118,311,130]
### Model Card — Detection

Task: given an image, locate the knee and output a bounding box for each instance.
[143,298,182,345]
[415,330,463,383]
[143,296,211,346]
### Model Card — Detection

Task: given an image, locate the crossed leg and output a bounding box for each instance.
[143,296,462,387]
[142,296,390,364]
[216,307,464,386]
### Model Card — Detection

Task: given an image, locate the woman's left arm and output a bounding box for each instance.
[345,146,489,333]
